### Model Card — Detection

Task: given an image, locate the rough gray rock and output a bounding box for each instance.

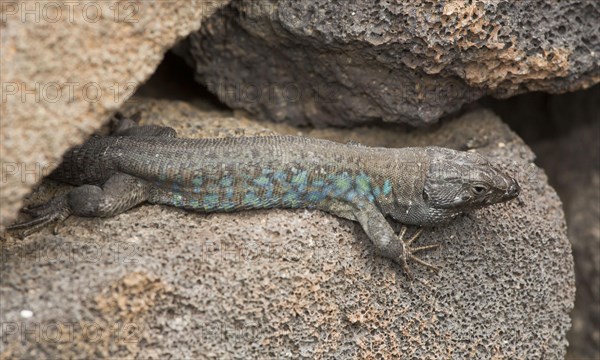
[0,99,574,359]
[534,122,600,360]
[0,0,231,228]
[187,0,599,127]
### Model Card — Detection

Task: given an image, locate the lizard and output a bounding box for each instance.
[8,113,520,278]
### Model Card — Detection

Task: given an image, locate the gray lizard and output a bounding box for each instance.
[8,113,520,278]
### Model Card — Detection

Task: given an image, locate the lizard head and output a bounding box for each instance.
[422,147,520,212]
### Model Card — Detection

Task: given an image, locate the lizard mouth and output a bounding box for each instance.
[481,178,520,206]
[484,178,521,205]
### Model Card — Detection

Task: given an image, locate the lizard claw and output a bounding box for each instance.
[7,196,72,237]
[398,226,441,275]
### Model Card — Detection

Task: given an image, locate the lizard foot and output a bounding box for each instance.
[7,196,72,238]
[397,226,440,278]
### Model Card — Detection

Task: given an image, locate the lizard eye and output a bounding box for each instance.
[472,185,487,195]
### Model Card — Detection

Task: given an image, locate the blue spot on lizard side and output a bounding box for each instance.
[383,179,392,196]
[219,176,233,188]
[291,170,308,193]
[373,186,381,197]
[283,192,301,207]
[306,191,326,203]
[243,192,261,207]
[312,180,325,188]
[172,193,183,207]
[330,173,352,196]
[273,170,287,181]
[203,194,219,210]
[225,187,234,200]
[355,173,371,195]
[192,176,203,194]
[345,190,358,202]
[253,176,271,187]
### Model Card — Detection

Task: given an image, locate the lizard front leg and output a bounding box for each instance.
[349,201,439,278]
[8,173,151,237]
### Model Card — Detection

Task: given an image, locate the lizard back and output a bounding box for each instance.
[54,135,418,214]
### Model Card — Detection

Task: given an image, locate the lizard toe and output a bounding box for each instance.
[8,196,72,237]
[408,253,440,272]
[397,226,440,272]
[21,203,53,217]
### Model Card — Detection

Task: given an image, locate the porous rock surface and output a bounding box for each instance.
[0,0,231,227]
[187,0,599,126]
[0,99,574,359]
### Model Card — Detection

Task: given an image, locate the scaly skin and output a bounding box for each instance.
[9,114,520,278]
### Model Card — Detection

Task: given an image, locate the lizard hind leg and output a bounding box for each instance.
[8,173,151,238]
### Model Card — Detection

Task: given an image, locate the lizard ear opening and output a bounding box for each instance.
[422,189,429,201]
